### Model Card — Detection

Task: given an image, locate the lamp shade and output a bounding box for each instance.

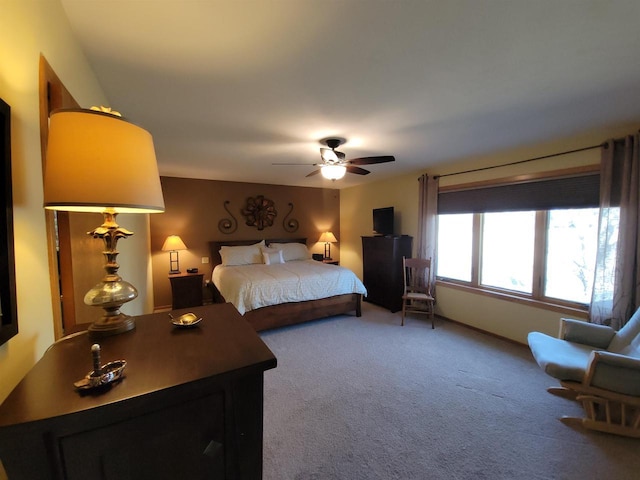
[321,164,347,180]
[162,235,187,251]
[43,109,165,213]
[319,231,337,243]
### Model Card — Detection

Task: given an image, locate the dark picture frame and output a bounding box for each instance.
[0,97,17,345]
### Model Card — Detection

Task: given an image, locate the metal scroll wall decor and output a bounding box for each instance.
[242,195,277,231]
[283,202,299,233]
[218,200,238,234]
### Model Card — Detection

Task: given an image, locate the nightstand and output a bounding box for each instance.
[322,259,339,265]
[169,272,204,309]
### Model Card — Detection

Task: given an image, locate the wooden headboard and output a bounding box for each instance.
[208,238,307,267]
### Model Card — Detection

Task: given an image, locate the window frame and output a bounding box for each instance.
[436,166,600,316]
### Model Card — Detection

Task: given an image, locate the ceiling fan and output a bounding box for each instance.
[274,137,395,180]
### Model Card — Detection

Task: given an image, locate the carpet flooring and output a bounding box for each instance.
[259,302,640,480]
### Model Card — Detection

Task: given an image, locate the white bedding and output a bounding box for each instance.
[212,259,367,315]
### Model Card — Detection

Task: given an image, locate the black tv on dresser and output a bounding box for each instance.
[373,206,394,236]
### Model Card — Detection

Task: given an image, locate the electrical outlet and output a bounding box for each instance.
[202,256,209,264]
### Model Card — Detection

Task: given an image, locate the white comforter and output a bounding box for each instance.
[212,260,367,315]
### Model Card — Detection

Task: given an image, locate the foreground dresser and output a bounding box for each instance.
[0,303,277,480]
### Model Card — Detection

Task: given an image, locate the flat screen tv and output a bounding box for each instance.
[373,207,394,236]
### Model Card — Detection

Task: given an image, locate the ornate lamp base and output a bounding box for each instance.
[84,209,139,337]
[88,314,136,337]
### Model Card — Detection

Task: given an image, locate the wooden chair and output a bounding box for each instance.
[401,257,435,328]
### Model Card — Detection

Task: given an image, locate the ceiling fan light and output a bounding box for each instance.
[321,164,347,180]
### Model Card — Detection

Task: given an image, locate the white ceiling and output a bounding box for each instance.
[60,0,640,189]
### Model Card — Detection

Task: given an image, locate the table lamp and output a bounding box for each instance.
[162,235,187,274]
[43,107,165,337]
[319,231,338,260]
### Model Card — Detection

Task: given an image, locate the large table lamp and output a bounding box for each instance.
[43,108,165,337]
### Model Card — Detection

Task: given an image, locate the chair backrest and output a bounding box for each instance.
[609,307,640,356]
[402,257,432,294]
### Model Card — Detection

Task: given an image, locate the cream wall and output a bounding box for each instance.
[0,0,153,404]
[341,124,640,344]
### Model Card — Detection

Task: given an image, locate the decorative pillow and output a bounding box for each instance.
[262,248,285,265]
[219,244,263,266]
[278,242,311,262]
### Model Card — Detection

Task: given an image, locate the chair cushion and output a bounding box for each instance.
[528,332,596,382]
[609,306,640,353]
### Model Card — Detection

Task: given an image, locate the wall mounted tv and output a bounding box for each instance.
[373,207,394,236]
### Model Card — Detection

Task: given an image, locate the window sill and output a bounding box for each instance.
[436,279,589,319]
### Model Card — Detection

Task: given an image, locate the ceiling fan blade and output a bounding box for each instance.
[306,169,321,177]
[346,165,370,175]
[320,148,346,162]
[272,162,318,166]
[348,155,395,166]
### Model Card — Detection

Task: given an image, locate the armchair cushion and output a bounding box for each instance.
[587,351,640,396]
[561,318,616,349]
[528,332,596,382]
[608,307,640,352]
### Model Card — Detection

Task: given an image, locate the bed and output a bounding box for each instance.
[208,238,366,331]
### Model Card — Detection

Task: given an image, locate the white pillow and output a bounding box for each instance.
[277,242,311,262]
[219,244,263,266]
[262,248,284,265]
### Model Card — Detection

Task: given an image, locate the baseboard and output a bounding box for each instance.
[436,314,528,347]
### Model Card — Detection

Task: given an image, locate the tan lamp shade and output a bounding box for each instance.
[43,108,165,213]
[319,231,338,243]
[319,231,337,260]
[162,235,188,251]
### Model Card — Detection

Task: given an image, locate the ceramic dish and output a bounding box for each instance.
[170,312,202,328]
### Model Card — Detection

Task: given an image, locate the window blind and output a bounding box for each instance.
[438,173,600,214]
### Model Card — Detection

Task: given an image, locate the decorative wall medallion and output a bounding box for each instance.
[283,202,299,233]
[242,195,277,230]
[218,200,238,234]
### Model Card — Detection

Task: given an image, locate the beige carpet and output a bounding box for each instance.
[259,302,640,480]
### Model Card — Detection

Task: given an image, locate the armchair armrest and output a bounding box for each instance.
[560,318,616,349]
[585,351,640,396]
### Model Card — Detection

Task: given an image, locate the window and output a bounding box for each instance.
[437,214,472,282]
[481,211,535,294]
[437,208,600,306]
[435,169,608,308]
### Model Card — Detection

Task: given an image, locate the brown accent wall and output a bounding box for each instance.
[150,176,340,309]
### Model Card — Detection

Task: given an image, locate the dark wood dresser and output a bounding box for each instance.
[0,303,277,480]
[362,235,413,312]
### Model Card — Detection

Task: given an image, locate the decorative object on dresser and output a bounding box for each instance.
[242,195,277,230]
[43,107,165,337]
[169,272,204,310]
[161,234,188,274]
[362,235,413,312]
[0,303,277,479]
[0,97,17,346]
[319,231,338,260]
[208,238,365,331]
[218,200,238,234]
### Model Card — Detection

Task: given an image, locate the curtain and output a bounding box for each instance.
[590,135,640,329]
[417,174,439,290]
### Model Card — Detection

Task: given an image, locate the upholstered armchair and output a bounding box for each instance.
[528,308,640,437]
